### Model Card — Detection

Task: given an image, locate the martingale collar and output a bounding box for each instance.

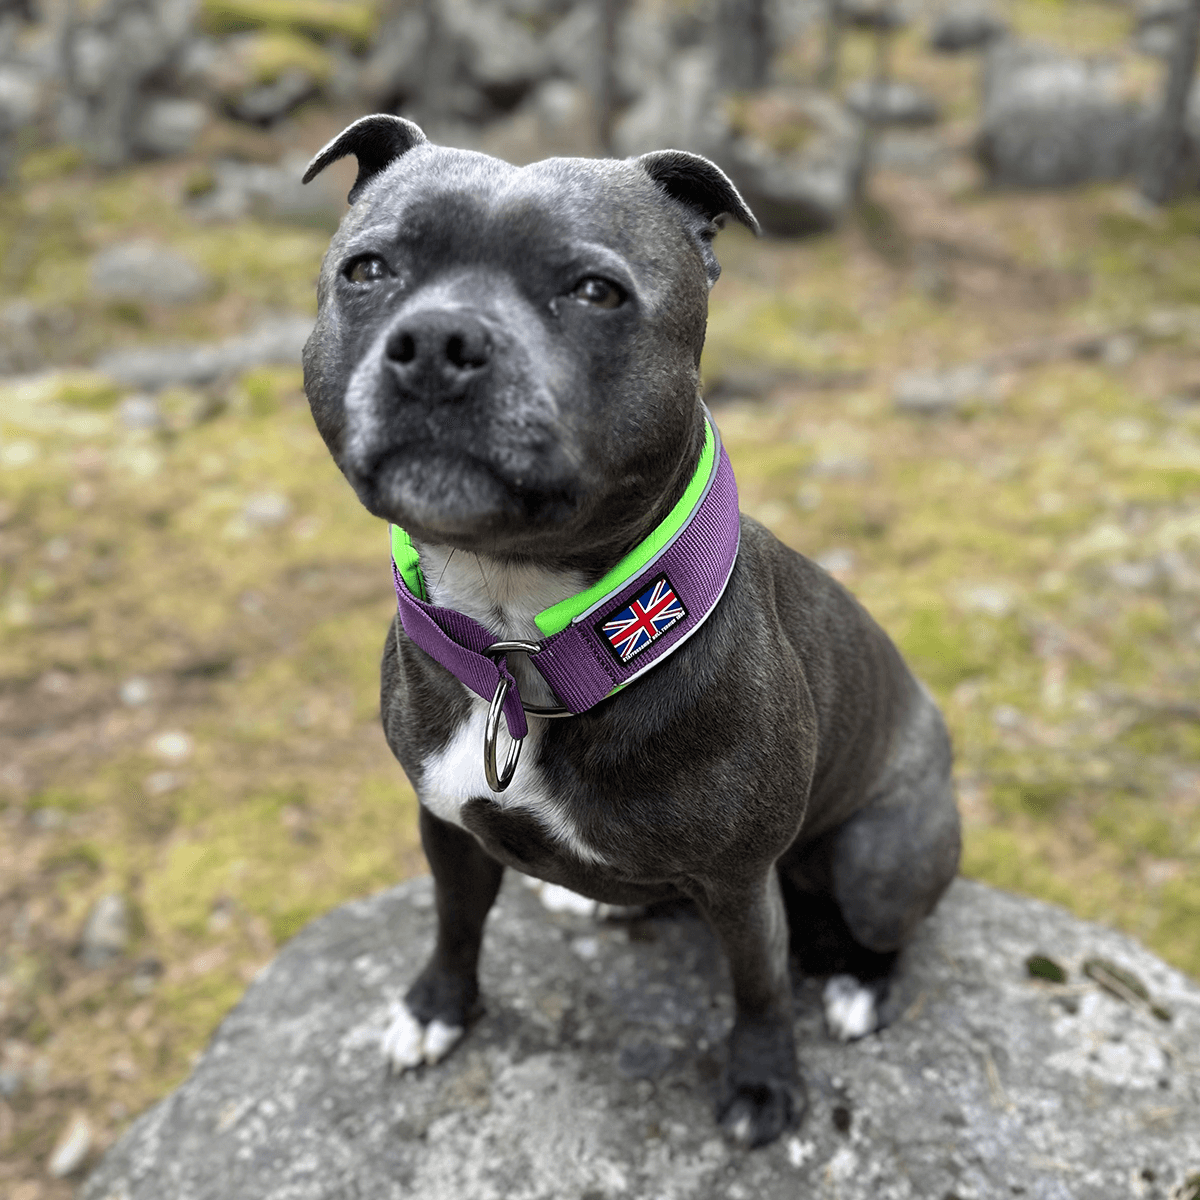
[389,412,740,790]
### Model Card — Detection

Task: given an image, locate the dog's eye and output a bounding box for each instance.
[570,277,623,309]
[345,256,391,285]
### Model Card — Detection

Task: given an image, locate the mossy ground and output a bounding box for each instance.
[2,5,1199,1192]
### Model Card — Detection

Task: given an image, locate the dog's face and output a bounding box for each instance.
[302,117,756,562]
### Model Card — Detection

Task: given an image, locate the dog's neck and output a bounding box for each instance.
[417,544,587,708]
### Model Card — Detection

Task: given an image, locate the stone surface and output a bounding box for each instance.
[90,240,210,306]
[893,363,999,414]
[79,892,129,968]
[82,876,1200,1200]
[94,315,313,390]
[976,41,1150,187]
[927,3,1008,52]
[845,79,940,125]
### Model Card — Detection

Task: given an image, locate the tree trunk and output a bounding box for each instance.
[716,0,770,90]
[1140,0,1200,205]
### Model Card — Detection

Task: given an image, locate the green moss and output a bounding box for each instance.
[895,605,991,691]
[17,145,87,185]
[200,0,378,49]
[57,378,122,411]
[241,30,336,84]
[961,826,1078,910]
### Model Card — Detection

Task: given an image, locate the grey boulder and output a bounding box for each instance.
[90,240,210,306]
[976,41,1150,186]
[82,876,1200,1200]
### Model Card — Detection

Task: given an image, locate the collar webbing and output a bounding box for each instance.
[389,414,740,737]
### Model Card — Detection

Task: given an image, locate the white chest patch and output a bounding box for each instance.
[411,542,608,866]
[418,697,608,867]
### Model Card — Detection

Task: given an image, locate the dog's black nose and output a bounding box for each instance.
[385,310,492,400]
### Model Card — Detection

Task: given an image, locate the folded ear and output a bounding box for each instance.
[636,150,760,236]
[302,114,428,204]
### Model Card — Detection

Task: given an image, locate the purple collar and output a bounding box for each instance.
[390,415,740,790]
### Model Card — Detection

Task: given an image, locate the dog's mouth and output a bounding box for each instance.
[347,441,581,548]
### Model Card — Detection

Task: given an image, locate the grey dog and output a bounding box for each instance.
[300,114,961,1148]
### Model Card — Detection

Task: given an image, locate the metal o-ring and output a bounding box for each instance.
[484,675,523,792]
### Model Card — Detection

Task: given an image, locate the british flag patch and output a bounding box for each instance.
[597,574,688,664]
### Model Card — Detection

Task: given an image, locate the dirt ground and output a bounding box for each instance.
[2,6,1200,1195]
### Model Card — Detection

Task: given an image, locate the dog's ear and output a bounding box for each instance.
[636,150,759,288]
[302,114,428,204]
[636,150,760,235]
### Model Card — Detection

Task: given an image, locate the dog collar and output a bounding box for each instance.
[389,413,740,790]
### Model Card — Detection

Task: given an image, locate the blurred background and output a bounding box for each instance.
[0,0,1199,1189]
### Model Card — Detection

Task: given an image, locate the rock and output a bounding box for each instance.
[893,364,998,414]
[975,41,1150,187]
[49,1112,93,1178]
[229,67,316,124]
[841,0,909,31]
[94,314,313,390]
[117,394,162,430]
[132,96,208,156]
[1134,0,1189,59]
[240,491,291,528]
[90,241,210,306]
[79,893,129,968]
[0,61,42,179]
[81,876,1200,1199]
[927,3,1008,52]
[720,89,865,236]
[188,152,343,222]
[845,79,940,125]
[58,0,201,165]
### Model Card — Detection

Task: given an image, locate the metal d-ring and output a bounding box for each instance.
[480,640,567,793]
[484,674,523,792]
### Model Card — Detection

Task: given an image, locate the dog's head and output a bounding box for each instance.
[301,115,757,563]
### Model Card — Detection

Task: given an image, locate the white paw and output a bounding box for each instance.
[381,1002,463,1072]
[536,882,599,917]
[823,974,879,1042]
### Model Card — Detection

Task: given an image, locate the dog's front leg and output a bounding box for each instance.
[692,866,804,1147]
[382,806,503,1072]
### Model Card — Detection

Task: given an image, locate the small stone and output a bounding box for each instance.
[1026,953,1068,984]
[48,1111,92,1178]
[815,548,856,576]
[80,893,129,968]
[90,241,210,306]
[845,80,940,126]
[120,677,153,707]
[958,584,1013,618]
[151,731,192,763]
[118,394,162,431]
[144,771,183,796]
[241,493,292,528]
[894,365,997,415]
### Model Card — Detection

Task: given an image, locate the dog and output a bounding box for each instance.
[300,114,961,1148]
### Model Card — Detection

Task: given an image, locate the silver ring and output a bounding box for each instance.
[482,640,572,718]
[484,675,522,792]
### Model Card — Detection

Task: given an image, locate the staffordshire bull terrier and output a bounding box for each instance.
[301,114,961,1148]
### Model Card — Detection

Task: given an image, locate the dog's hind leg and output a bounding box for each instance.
[690,867,807,1148]
[822,756,960,1041]
[382,805,503,1072]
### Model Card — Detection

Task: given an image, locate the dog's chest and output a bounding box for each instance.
[413,546,607,866]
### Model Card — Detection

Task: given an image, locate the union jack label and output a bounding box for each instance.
[597,574,688,665]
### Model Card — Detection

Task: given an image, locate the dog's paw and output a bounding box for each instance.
[717,1079,804,1149]
[822,974,879,1042]
[381,1001,463,1072]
